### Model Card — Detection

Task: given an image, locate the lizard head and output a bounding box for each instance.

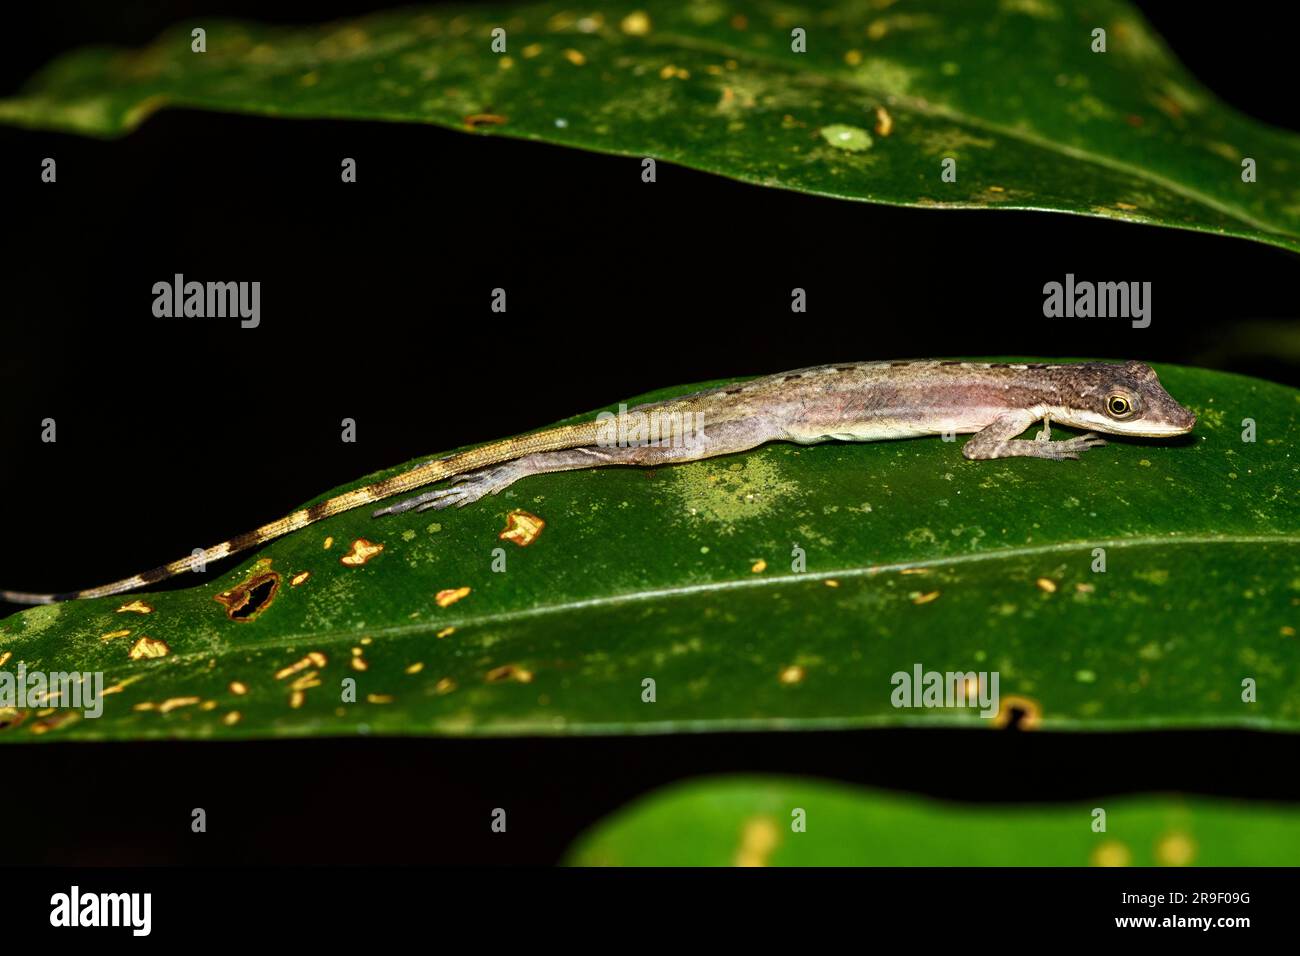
[1060,361,1196,438]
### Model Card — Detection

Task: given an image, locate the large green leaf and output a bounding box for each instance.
[2,1,1298,253]
[565,775,1300,865]
[0,362,1297,742]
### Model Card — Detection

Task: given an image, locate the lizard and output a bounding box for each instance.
[1,359,1195,606]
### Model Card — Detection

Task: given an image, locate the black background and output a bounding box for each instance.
[1,2,1297,865]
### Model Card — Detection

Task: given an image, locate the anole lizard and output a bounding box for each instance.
[1,360,1195,606]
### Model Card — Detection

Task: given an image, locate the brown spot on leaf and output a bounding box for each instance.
[464,112,507,130]
[214,570,282,622]
[340,539,385,567]
[30,711,79,735]
[128,636,170,660]
[500,510,546,547]
[993,695,1043,730]
[116,600,153,614]
[486,664,533,684]
[0,707,27,731]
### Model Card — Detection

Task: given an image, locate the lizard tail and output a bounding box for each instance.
[1,421,604,606]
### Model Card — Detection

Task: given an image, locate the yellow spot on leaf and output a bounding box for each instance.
[340,538,384,566]
[229,681,248,696]
[291,571,311,587]
[751,559,767,574]
[912,590,941,605]
[844,49,863,65]
[874,105,893,136]
[128,636,170,660]
[621,11,651,35]
[436,587,471,608]
[101,629,132,642]
[406,662,424,675]
[367,694,394,704]
[223,711,242,726]
[437,626,456,639]
[563,49,586,66]
[824,579,839,588]
[323,536,334,550]
[435,677,457,695]
[200,700,218,711]
[351,656,368,672]
[779,665,805,685]
[500,510,545,547]
[116,600,153,614]
[0,652,11,667]
[735,816,780,867]
[275,652,327,681]
[158,696,200,714]
[1092,841,1132,867]
[522,43,542,58]
[1036,577,1058,593]
[1155,831,1196,866]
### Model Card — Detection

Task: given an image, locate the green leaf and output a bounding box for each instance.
[2,2,1298,253]
[564,774,1300,865]
[0,362,1296,742]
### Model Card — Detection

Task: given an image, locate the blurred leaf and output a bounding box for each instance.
[566,774,1300,865]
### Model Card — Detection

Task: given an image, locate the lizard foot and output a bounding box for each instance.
[372,466,514,517]
[1044,433,1107,460]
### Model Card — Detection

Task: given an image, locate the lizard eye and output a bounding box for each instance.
[1106,395,1133,418]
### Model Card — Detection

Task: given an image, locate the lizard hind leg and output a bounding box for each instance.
[373,448,621,516]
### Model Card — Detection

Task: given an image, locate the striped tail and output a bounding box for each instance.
[1,420,604,606]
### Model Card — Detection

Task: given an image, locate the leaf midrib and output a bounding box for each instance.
[106,532,1299,665]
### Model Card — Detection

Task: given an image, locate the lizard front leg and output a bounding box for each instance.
[375,418,780,514]
[962,411,1106,461]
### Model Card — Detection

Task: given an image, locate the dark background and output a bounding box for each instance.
[1,2,1297,864]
